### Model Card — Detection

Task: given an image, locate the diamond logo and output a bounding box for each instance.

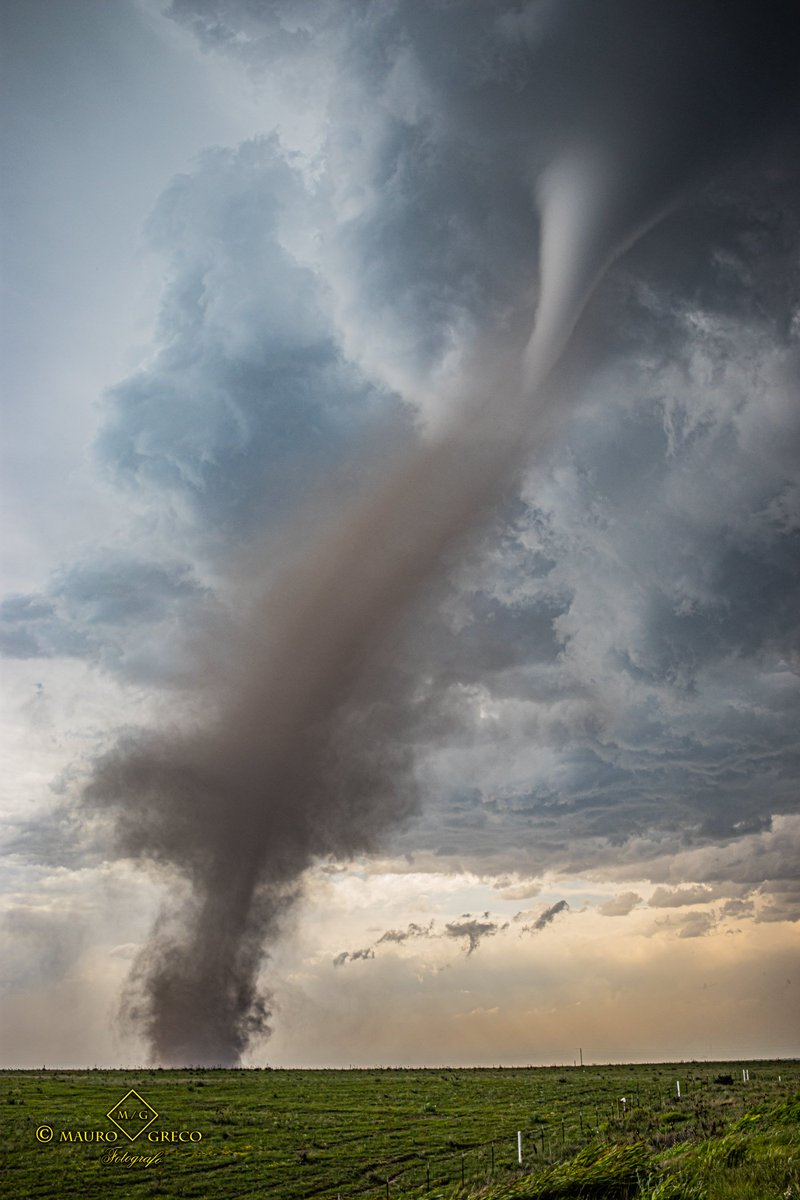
[106,1089,159,1142]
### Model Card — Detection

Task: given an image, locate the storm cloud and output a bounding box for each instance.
[3,0,800,1067]
[521,900,570,934]
[444,917,506,955]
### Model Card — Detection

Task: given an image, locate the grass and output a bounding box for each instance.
[1,1061,797,1199]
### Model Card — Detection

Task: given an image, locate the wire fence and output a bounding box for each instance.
[315,1066,789,1199]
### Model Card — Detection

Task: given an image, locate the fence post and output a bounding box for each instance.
[517,1130,523,1165]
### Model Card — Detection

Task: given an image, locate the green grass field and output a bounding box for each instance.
[2,1061,797,1199]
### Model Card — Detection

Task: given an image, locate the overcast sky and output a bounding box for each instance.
[1,0,799,1068]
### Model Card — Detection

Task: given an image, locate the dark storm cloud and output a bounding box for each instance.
[720,898,755,920]
[392,312,800,874]
[444,917,505,955]
[96,139,411,547]
[675,912,715,940]
[521,899,569,934]
[167,0,800,380]
[754,880,800,923]
[1,555,218,685]
[649,885,721,909]
[169,3,543,371]
[5,804,101,871]
[335,914,512,965]
[376,921,435,946]
[1,595,56,621]
[0,625,48,660]
[332,947,375,968]
[598,892,641,918]
[52,558,205,625]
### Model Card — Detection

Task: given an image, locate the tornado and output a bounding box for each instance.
[85,1,800,1065]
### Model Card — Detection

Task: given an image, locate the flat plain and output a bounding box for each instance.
[2,1060,798,1199]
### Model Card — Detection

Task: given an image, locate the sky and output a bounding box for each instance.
[1,0,799,1068]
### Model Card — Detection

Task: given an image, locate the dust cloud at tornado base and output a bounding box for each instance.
[83,1,800,1065]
